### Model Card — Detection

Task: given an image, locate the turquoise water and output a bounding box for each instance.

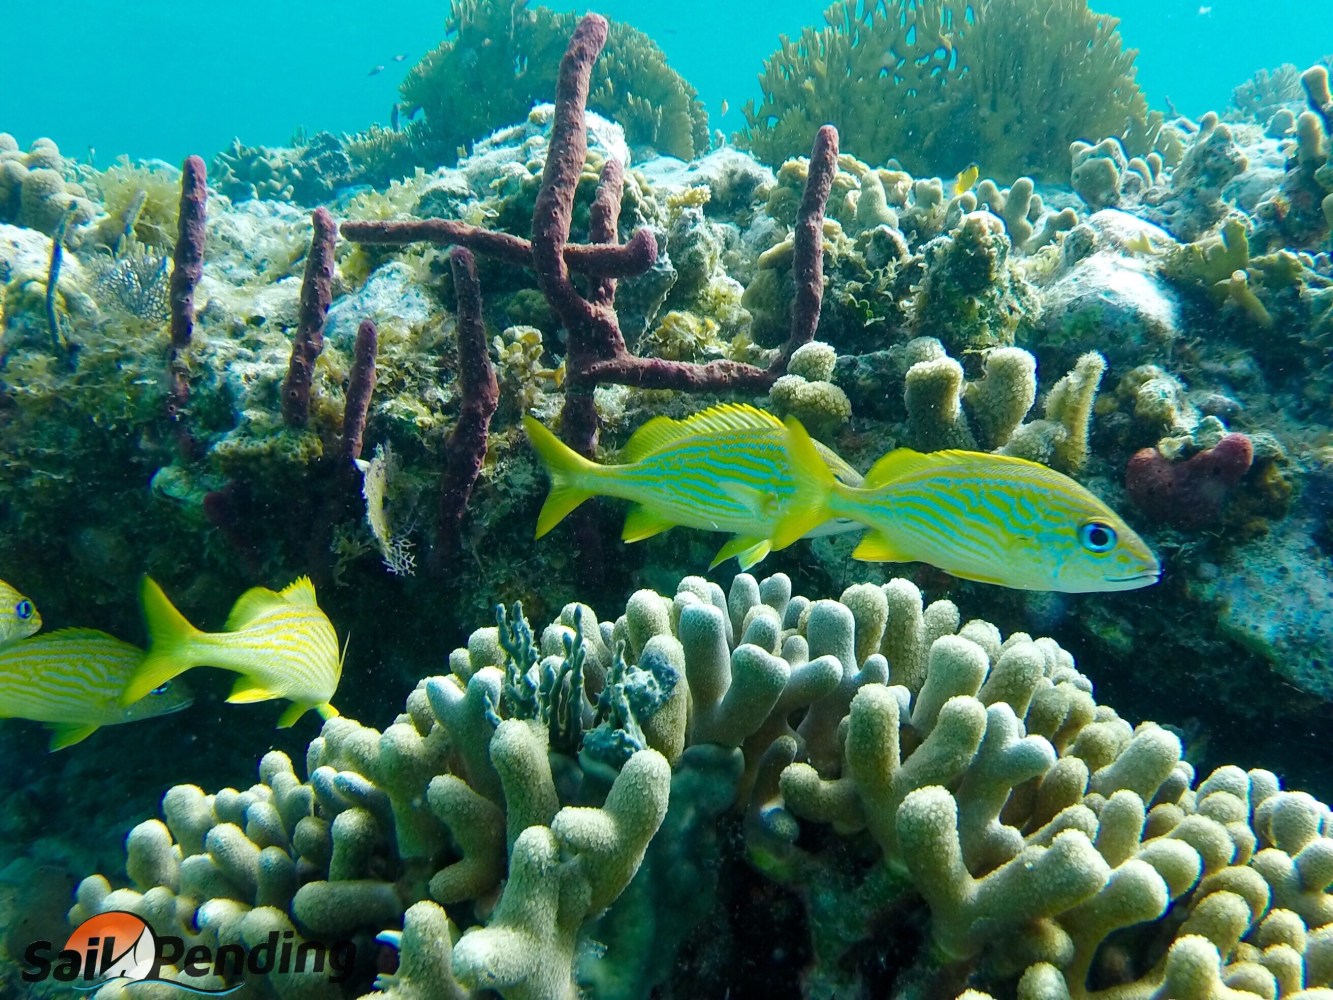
[3,0,1330,163]
[4,2,1333,997]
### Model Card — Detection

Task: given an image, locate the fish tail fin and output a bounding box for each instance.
[772,417,840,551]
[523,415,599,538]
[122,576,200,706]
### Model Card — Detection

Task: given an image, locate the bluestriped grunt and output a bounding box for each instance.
[0,580,40,646]
[524,404,864,570]
[0,629,192,750]
[775,417,1160,592]
[122,577,343,727]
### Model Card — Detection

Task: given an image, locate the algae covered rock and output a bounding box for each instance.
[912,210,1038,355]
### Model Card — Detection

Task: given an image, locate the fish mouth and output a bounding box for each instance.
[1106,569,1162,585]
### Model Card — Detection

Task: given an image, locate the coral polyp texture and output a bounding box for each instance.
[739,0,1158,181]
[71,570,1333,999]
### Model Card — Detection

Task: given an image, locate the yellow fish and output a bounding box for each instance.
[775,418,1160,592]
[954,162,979,195]
[122,577,344,727]
[0,629,192,750]
[524,404,864,570]
[0,580,40,646]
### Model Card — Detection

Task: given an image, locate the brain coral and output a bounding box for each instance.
[739,0,1159,182]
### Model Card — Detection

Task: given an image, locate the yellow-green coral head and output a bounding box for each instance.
[0,629,192,750]
[777,418,1160,593]
[523,404,864,571]
[0,580,41,646]
[123,576,343,728]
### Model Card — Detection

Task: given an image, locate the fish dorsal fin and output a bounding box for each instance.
[865,447,1055,489]
[225,586,287,630]
[619,404,782,463]
[861,448,939,489]
[280,576,319,607]
[40,627,126,643]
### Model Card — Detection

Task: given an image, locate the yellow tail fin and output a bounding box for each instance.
[121,577,201,706]
[771,417,840,551]
[523,416,600,538]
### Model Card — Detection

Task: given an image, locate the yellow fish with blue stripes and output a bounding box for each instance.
[0,580,41,646]
[121,576,344,727]
[524,404,865,570]
[0,629,192,750]
[774,417,1160,592]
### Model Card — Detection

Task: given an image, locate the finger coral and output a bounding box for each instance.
[69,568,1333,1000]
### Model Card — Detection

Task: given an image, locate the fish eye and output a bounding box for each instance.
[1078,520,1118,553]
[150,683,170,696]
[14,600,33,620]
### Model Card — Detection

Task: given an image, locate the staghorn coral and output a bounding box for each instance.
[739,0,1157,182]
[398,0,708,165]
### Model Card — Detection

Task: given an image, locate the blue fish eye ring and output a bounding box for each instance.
[1079,521,1117,553]
[150,683,171,696]
[14,600,33,620]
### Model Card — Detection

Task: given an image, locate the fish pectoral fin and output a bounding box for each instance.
[48,723,99,751]
[851,531,914,562]
[621,505,674,543]
[226,677,281,704]
[277,702,314,728]
[120,655,188,708]
[772,507,830,551]
[710,536,771,570]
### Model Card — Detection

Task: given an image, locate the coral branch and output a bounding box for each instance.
[282,208,338,428]
[341,319,378,465]
[44,203,76,358]
[337,14,838,542]
[531,14,611,335]
[436,248,499,562]
[587,158,626,307]
[166,155,207,459]
[338,218,657,279]
[771,124,837,371]
[168,155,207,352]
